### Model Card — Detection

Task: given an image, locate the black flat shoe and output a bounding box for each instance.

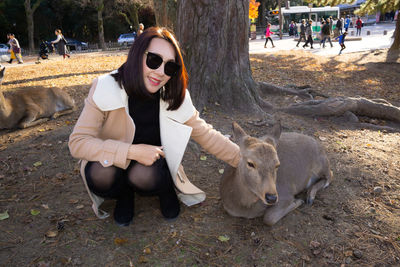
[113,192,135,226]
[159,187,180,220]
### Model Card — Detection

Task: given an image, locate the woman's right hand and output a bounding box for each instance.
[128,144,165,166]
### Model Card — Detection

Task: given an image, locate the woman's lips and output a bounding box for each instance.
[149,77,161,86]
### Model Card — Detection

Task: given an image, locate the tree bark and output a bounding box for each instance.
[176,0,264,115]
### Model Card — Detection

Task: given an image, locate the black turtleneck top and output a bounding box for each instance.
[128,91,161,146]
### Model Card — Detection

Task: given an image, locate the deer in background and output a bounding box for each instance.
[220,121,333,226]
[0,67,75,129]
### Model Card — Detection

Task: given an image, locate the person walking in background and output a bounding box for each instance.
[138,23,144,36]
[355,17,363,36]
[335,31,347,55]
[336,17,343,34]
[51,29,70,59]
[6,33,23,64]
[264,23,275,48]
[321,18,333,48]
[344,15,351,32]
[296,19,307,47]
[303,19,314,49]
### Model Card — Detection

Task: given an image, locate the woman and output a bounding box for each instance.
[68,27,240,226]
[51,29,70,59]
[7,33,23,64]
[264,23,275,48]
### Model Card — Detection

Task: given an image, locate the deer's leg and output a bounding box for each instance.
[263,198,304,226]
[306,179,329,205]
[19,117,49,128]
[52,109,74,119]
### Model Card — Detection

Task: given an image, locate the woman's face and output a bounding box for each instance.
[142,38,176,94]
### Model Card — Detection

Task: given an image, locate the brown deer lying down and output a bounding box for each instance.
[220,121,333,226]
[0,67,75,129]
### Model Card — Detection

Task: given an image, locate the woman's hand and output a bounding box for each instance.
[128,144,165,166]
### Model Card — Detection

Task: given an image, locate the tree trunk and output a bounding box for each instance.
[278,0,282,39]
[387,5,400,61]
[153,0,176,29]
[176,0,264,114]
[97,0,105,50]
[24,0,43,52]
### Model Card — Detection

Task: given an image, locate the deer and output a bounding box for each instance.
[220,121,333,226]
[0,66,75,129]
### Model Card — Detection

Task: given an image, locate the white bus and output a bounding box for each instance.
[267,6,340,34]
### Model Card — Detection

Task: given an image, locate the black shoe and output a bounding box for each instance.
[7,60,12,64]
[159,187,180,220]
[113,192,135,226]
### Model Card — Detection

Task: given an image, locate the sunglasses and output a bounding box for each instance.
[145,51,180,77]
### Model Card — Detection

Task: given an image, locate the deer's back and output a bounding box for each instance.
[276,132,330,195]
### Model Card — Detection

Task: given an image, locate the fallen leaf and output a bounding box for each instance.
[33,161,42,167]
[114,238,128,245]
[138,256,148,263]
[45,230,58,238]
[218,235,230,242]
[200,155,207,161]
[75,205,84,209]
[69,199,79,204]
[30,209,40,216]
[218,169,224,174]
[143,247,151,254]
[319,136,327,141]
[42,204,49,209]
[0,211,9,220]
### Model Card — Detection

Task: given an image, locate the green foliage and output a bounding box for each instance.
[0,0,155,47]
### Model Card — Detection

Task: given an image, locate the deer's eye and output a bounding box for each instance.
[247,161,256,168]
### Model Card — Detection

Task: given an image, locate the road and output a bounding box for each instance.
[249,22,396,56]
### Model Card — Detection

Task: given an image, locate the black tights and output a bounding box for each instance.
[85,158,173,199]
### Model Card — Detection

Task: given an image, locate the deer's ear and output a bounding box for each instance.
[232,122,247,142]
[263,120,281,146]
[271,120,282,141]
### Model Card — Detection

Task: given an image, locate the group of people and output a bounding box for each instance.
[5,29,70,65]
[293,14,363,55]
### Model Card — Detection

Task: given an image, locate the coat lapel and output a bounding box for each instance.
[159,90,196,180]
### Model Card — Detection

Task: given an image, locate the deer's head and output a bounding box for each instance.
[233,121,281,206]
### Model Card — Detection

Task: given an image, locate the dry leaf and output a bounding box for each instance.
[114,238,128,245]
[143,247,151,254]
[45,230,58,238]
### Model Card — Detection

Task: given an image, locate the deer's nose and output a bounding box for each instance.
[265,194,277,204]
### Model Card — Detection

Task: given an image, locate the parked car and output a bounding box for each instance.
[65,38,88,51]
[117,33,136,45]
[0,44,9,54]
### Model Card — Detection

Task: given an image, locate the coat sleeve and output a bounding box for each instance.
[68,79,131,169]
[185,110,240,168]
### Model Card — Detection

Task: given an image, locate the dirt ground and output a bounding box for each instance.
[0,49,399,267]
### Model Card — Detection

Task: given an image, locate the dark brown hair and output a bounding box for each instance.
[112,27,188,111]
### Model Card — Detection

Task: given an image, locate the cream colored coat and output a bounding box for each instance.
[68,72,240,219]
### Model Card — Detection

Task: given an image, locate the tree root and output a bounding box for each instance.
[258,82,329,100]
[279,97,400,123]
